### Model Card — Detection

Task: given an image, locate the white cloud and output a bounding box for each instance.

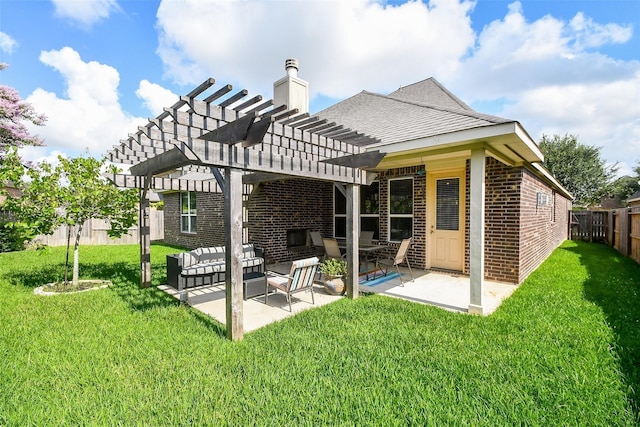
[50,0,120,28]
[155,0,476,100]
[501,73,640,175]
[0,31,17,54]
[23,47,144,164]
[135,80,178,115]
[570,12,633,50]
[19,146,67,168]
[445,1,640,176]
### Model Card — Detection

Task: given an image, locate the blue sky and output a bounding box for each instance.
[1,0,639,175]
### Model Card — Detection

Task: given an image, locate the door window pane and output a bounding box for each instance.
[436,178,459,231]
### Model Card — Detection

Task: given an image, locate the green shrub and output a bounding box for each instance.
[0,221,25,253]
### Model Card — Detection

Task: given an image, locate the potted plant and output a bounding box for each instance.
[319,258,347,295]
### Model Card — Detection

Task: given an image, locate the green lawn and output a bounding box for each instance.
[0,241,638,425]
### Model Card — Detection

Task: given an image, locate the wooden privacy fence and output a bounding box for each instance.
[34,209,164,247]
[570,210,608,243]
[571,208,640,264]
[612,207,640,264]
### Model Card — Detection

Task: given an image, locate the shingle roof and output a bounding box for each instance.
[627,190,640,202]
[315,78,513,145]
[388,77,473,111]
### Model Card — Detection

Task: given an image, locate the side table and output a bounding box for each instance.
[243,272,267,300]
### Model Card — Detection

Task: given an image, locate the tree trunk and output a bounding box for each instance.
[72,224,82,287]
[64,226,71,284]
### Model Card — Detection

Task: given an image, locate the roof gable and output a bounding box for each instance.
[388,77,472,111]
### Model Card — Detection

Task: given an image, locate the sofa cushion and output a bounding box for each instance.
[181,261,225,277]
[242,256,264,269]
[194,247,225,263]
[180,252,199,268]
[242,244,255,258]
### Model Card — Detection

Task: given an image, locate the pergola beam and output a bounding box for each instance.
[200,112,257,144]
[320,150,386,169]
[243,118,273,148]
[106,174,222,193]
[129,143,201,176]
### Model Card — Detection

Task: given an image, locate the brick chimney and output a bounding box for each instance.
[273,58,309,114]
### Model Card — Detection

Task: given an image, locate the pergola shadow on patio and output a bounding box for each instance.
[106,77,383,340]
[157,267,517,333]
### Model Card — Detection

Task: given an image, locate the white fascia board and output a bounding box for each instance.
[514,122,544,162]
[531,162,574,200]
[366,123,518,152]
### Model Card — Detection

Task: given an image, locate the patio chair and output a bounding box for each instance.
[265,256,320,312]
[359,231,374,245]
[322,238,345,260]
[375,238,414,286]
[309,231,326,257]
[310,231,324,248]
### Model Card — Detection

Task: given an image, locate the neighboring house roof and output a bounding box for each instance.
[627,190,640,205]
[0,182,22,206]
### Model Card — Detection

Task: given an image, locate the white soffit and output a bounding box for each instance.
[368,122,544,165]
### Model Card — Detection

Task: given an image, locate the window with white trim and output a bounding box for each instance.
[388,178,413,241]
[180,191,197,233]
[333,182,380,239]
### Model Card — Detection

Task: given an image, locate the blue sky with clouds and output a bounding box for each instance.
[1,0,638,175]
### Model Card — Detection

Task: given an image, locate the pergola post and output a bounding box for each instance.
[469,148,485,314]
[346,184,360,299]
[139,175,152,288]
[224,167,244,340]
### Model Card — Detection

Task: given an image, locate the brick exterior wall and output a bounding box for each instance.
[464,157,571,284]
[477,158,523,283]
[518,168,571,282]
[163,191,225,249]
[246,179,333,264]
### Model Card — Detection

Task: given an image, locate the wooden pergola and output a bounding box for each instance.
[106,78,384,340]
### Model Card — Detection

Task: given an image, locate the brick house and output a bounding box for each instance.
[107,59,572,336]
[159,62,572,288]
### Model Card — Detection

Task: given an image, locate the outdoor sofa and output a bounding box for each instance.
[166,244,264,290]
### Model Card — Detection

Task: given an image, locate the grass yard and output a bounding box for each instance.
[0,240,638,425]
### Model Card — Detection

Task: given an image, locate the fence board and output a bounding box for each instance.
[34,210,164,247]
[631,208,640,264]
[613,208,631,256]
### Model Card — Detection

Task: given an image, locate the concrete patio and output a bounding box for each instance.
[158,266,518,333]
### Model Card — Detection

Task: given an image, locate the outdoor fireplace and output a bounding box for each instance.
[287,229,308,248]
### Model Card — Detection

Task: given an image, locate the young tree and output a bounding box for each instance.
[539,134,618,207]
[0,64,46,158]
[1,149,138,287]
